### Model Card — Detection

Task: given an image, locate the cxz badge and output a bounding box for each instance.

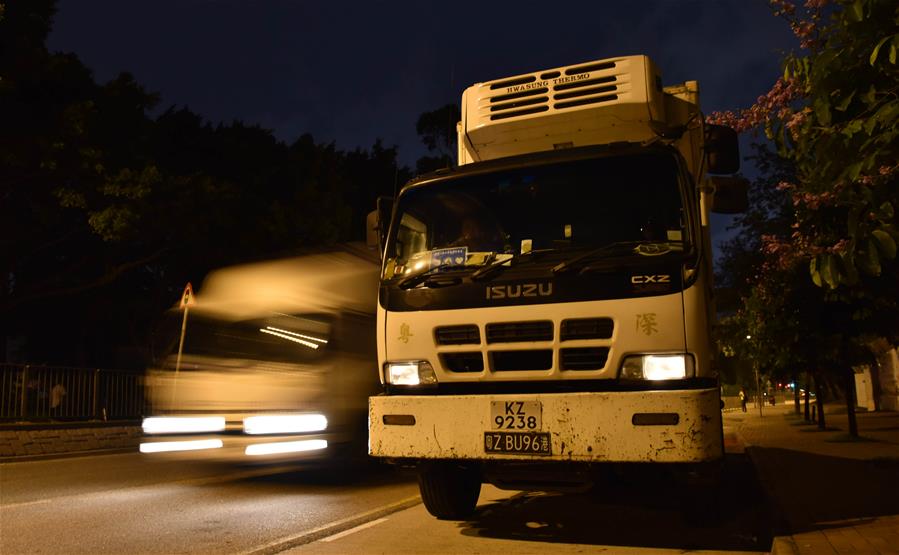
[630,275,671,284]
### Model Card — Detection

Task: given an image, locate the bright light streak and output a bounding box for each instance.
[140,439,223,453]
[245,439,328,456]
[243,414,328,435]
[142,416,226,434]
[259,328,319,349]
[264,326,328,344]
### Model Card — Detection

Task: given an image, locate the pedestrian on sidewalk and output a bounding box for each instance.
[50,382,67,417]
[739,387,747,412]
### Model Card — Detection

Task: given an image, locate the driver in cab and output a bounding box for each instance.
[450,218,506,253]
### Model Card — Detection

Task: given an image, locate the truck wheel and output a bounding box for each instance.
[418,462,481,520]
[681,462,724,527]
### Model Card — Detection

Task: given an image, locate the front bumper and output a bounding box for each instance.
[369,388,723,463]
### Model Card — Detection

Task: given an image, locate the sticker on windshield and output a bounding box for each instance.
[636,243,672,256]
[430,247,468,269]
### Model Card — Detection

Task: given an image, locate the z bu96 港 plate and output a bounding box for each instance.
[484,431,551,455]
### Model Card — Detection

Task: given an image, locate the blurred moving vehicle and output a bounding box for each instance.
[140,244,380,464]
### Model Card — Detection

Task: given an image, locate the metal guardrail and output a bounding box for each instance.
[0,364,144,421]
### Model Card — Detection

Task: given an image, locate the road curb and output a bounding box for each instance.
[0,420,141,431]
[0,446,136,463]
[741,431,798,555]
[0,423,141,459]
[770,535,800,555]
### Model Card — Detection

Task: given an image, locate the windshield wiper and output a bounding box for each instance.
[551,241,682,274]
[469,250,547,281]
[397,264,483,290]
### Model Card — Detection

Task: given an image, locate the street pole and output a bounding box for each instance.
[174,303,189,375]
[747,335,763,417]
[171,283,194,407]
[755,362,763,417]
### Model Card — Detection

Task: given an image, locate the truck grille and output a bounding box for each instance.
[560,318,614,340]
[492,350,553,371]
[560,348,610,370]
[439,352,484,373]
[433,319,614,375]
[434,324,480,345]
[486,321,553,343]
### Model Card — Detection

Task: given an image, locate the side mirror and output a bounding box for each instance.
[710,176,749,214]
[705,124,740,174]
[366,196,394,254]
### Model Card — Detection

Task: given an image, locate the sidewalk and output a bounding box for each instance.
[725,403,899,555]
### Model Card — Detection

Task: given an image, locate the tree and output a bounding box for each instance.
[415,104,460,174]
[710,0,898,292]
[1,0,411,368]
[710,0,899,434]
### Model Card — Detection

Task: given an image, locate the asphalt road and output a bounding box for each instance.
[1,454,419,554]
[2,420,773,554]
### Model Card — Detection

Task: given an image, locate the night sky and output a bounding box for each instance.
[46,0,799,249]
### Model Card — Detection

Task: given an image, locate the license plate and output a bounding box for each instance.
[484,431,552,455]
[490,400,541,430]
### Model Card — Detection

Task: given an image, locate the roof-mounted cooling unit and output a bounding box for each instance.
[458,55,666,163]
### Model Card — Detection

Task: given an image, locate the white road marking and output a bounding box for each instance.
[242,495,421,555]
[319,517,388,542]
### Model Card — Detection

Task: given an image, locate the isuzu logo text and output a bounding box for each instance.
[486,283,553,300]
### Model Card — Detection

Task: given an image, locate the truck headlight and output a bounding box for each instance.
[385,361,437,386]
[620,354,694,380]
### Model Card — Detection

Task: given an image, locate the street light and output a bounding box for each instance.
[746,335,762,416]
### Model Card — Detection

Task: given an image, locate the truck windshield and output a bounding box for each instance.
[154,313,332,367]
[383,151,687,279]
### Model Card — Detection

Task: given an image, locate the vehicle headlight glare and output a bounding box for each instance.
[243,414,327,435]
[385,361,437,386]
[620,354,693,380]
[142,416,226,435]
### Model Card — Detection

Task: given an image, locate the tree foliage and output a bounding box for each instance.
[711,1,898,428]
[0,1,410,367]
[712,0,898,292]
[415,103,460,174]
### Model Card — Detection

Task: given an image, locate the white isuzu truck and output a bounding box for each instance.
[367,55,745,518]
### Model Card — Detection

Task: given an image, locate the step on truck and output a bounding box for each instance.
[366,55,746,518]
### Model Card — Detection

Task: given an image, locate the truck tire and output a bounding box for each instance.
[681,461,724,527]
[418,462,481,520]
